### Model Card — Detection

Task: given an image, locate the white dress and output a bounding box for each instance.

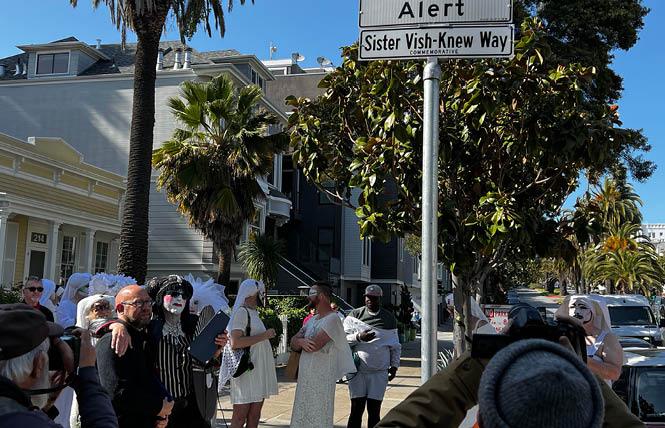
[230,306,279,405]
[290,313,356,428]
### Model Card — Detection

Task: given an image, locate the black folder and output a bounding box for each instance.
[188,309,230,365]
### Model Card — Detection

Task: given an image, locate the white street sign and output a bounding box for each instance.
[359,0,512,28]
[359,25,514,60]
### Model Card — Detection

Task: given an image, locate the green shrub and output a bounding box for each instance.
[0,288,22,304]
[258,307,283,356]
[267,296,309,345]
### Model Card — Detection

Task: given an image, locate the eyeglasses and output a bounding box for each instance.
[122,300,153,308]
[308,289,319,296]
[24,287,44,293]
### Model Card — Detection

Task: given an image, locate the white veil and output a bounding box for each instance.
[39,278,57,312]
[76,294,115,329]
[228,278,264,328]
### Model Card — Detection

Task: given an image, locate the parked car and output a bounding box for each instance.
[619,337,656,350]
[604,295,665,347]
[613,348,665,426]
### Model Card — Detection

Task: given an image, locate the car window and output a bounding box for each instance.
[612,369,630,404]
[636,368,665,422]
[609,306,656,326]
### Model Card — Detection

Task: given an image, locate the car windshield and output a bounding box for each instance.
[637,368,665,421]
[608,306,655,326]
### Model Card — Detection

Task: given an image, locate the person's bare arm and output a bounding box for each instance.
[301,329,332,353]
[588,334,623,381]
[290,326,307,351]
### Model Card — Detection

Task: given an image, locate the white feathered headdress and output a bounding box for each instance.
[88,273,137,297]
[184,273,230,315]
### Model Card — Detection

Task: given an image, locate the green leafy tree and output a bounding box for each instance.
[71,0,253,283]
[238,234,285,292]
[153,75,288,291]
[288,18,652,351]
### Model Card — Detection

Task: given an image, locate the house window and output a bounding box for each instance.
[362,238,371,266]
[36,53,69,75]
[246,208,263,240]
[60,236,76,282]
[95,242,109,273]
[317,228,334,263]
[319,180,335,204]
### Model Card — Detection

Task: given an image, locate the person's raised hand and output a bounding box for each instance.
[213,331,229,358]
[264,328,276,340]
[110,323,132,357]
[72,328,97,368]
[358,329,376,342]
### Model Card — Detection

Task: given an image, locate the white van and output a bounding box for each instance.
[603,295,665,347]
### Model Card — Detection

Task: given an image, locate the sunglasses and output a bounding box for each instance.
[91,302,111,311]
[24,287,44,293]
[166,291,188,299]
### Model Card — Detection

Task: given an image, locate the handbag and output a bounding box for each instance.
[285,350,301,380]
[232,307,254,378]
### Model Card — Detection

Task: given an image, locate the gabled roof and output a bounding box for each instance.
[0,38,241,81]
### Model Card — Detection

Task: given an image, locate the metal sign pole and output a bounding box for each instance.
[420,56,441,383]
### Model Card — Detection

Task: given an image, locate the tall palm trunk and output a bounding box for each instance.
[217,242,234,294]
[117,6,169,284]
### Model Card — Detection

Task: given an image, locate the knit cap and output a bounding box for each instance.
[478,339,604,428]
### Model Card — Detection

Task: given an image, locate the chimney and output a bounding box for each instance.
[183,48,192,69]
[173,48,182,70]
[0,64,5,77]
[156,48,164,71]
[96,38,102,49]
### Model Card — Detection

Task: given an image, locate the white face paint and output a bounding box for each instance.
[163,294,186,315]
[570,301,593,325]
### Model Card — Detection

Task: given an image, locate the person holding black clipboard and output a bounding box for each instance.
[106,276,228,428]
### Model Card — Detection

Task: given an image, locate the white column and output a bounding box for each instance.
[46,221,61,281]
[84,229,96,273]
[0,214,8,287]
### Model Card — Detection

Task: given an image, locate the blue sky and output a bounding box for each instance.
[1,0,663,220]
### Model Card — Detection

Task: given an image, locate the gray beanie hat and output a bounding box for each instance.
[478,339,604,428]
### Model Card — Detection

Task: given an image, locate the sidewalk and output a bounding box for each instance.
[216,326,454,427]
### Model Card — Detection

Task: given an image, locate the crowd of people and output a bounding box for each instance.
[0,274,404,428]
[2,269,640,428]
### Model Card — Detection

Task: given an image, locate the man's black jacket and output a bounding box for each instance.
[96,324,167,428]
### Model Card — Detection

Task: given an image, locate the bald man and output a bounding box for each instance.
[96,285,174,428]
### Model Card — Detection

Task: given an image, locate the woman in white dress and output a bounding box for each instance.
[56,272,92,328]
[228,279,278,428]
[290,282,356,428]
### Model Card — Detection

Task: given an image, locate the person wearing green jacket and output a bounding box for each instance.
[376,342,644,428]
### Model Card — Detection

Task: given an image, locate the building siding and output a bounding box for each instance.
[0,175,117,219]
[12,215,28,285]
[342,190,363,278]
[0,76,186,176]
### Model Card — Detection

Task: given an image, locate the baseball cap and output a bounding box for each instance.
[365,285,383,297]
[0,304,64,360]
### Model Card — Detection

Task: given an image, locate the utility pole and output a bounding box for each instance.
[420,57,441,383]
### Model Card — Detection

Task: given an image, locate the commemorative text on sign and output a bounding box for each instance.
[359,0,512,28]
[359,25,514,60]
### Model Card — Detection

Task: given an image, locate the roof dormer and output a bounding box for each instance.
[16,37,110,80]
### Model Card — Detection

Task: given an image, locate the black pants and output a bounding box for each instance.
[168,394,211,428]
[347,397,382,428]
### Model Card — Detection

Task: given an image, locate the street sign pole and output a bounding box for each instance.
[420,56,441,383]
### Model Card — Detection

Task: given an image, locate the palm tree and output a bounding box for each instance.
[152,74,288,291]
[591,178,643,231]
[595,249,661,294]
[71,0,251,284]
[238,234,285,292]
